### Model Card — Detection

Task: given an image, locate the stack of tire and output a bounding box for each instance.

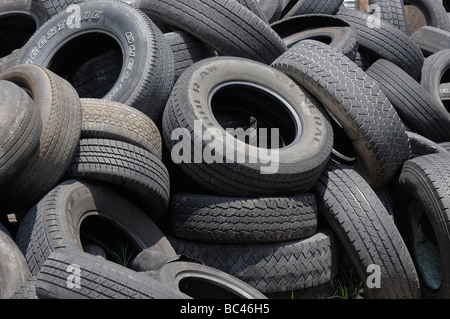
[0,0,449,300]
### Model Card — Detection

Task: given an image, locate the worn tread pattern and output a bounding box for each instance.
[169,231,338,294]
[64,138,170,222]
[368,0,409,34]
[80,98,162,159]
[313,165,420,299]
[0,66,82,214]
[134,0,287,64]
[366,59,450,142]
[411,26,450,56]
[38,0,85,17]
[271,40,410,189]
[336,7,424,80]
[35,249,188,299]
[281,0,343,19]
[0,81,42,187]
[165,31,217,81]
[168,193,317,243]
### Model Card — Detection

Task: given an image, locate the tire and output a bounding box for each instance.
[404,0,450,32]
[440,83,450,102]
[313,165,420,299]
[0,64,82,214]
[234,0,268,23]
[394,153,450,298]
[80,98,162,160]
[169,231,338,294]
[421,49,450,110]
[411,26,450,57]
[153,261,268,299]
[281,0,344,19]
[367,0,409,34]
[38,0,85,18]
[407,131,450,158]
[272,40,411,189]
[0,80,42,188]
[336,7,424,80]
[134,0,287,64]
[0,0,48,63]
[35,248,189,299]
[18,0,175,124]
[63,138,170,223]
[15,179,176,276]
[366,59,450,142]
[270,14,358,59]
[167,192,317,243]
[165,31,217,81]
[0,222,30,299]
[163,56,333,197]
[258,0,283,23]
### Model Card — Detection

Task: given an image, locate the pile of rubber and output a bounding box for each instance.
[1,0,450,300]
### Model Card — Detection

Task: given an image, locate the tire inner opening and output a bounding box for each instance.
[46,32,123,99]
[178,276,244,299]
[80,215,139,268]
[327,111,357,165]
[0,14,37,58]
[209,81,301,149]
[408,199,443,290]
[441,69,450,112]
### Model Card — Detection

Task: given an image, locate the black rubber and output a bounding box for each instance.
[35,248,189,299]
[336,7,425,80]
[153,261,268,299]
[270,14,358,59]
[18,0,175,124]
[394,153,450,298]
[163,56,334,197]
[281,0,344,19]
[421,49,450,110]
[0,64,82,214]
[38,0,85,18]
[167,192,318,243]
[169,230,338,294]
[272,40,411,189]
[80,98,162,160]
[367,0,409,34]
[165,31,217,81]
[0,80,42,188]
[0,222,30,299]
[404,0,450,32]
[313,165,420,299]
[366,59,450,142]
[411,26,450,57]
[15,179,176,276]
[64,138,170,223]
[134,0,287,64]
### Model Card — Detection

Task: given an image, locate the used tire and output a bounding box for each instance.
[153,261,268,299]
[367,0,409,34]
[0,222,30,299]
[270,14,358,59]
[167,192,318,243]
[280,0,344,19]
[80,98,162,160]
[163,56,333,197]
[169,230,338,294]
[421,49,450,110]
[38,0,85,18]
[313,165,420,299]
[394,153,450,298]
[15,179,176,276]
[407,131,450,158]
[336,7,424,80]
[411,26,450,57]
[64,138,170,223]
[272,40,411,189]
[0,80,42,188]
[35,248,189,299]
[404,0,450,32]
[0,64,82,214]
[366,59,450,142]
[134,0,287,64]
[18,0,175,123]
[165,31,217,81]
